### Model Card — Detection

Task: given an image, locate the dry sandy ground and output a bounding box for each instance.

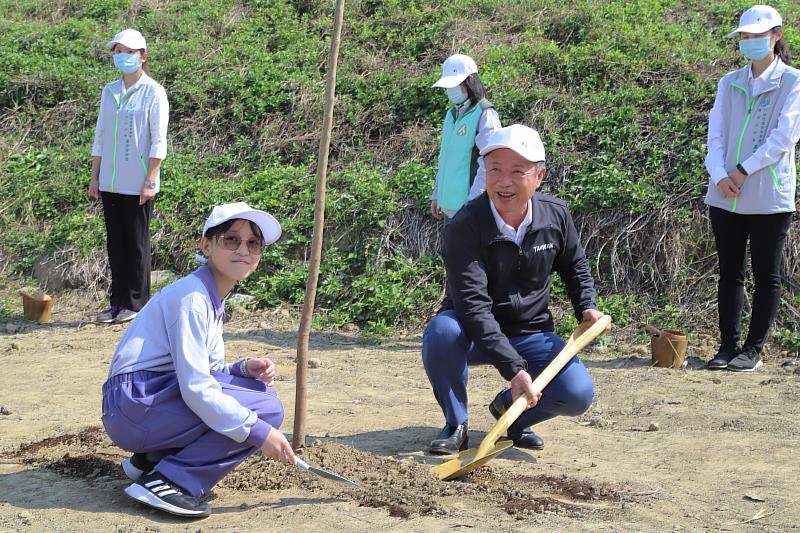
[1,290,799,532]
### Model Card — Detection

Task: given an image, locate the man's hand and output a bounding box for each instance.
[88,177,100,199]
[510,369,542,408]
[246,357,277,384]
[260,427,296,464]
[581,308,604,324]
[716,177,740,199]
[430,199,442,219]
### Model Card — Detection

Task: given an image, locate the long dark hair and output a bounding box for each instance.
[462,73,488,107]
[773,27,792,65]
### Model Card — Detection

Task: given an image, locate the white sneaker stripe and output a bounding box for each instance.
[158,489,178,497]
[152,485,172,493]
[145,480,165,488]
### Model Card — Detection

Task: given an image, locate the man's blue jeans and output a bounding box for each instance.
[422,310,594,432]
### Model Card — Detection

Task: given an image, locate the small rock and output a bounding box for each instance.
[259,321,269,330]
[9,342,19,350]
[5,323,18,334]
[647,422,660,432]
[239,503,248,509]
[781,360,799,368]
[0,406,11,415]
[82,323,97,330]
[308,358,322,369]
[711,378,722,384]
[590,462,597,467]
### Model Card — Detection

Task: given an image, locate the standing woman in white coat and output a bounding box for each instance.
[704,5,799,372]
[89,29,169,324]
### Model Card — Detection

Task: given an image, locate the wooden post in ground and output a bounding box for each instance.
[293,0,346,450]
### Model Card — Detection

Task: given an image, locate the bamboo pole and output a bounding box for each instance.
[293,0,346,450]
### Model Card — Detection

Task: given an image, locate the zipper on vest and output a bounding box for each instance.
[105,85,138,193]
[730,83,757,213]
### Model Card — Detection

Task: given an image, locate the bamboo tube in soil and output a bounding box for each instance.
[293,0,346,450]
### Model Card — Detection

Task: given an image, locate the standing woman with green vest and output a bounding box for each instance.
[88,29,169,324]
[430,54,501,220]
[704,5,799,372]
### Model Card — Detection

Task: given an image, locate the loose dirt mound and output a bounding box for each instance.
[10,431,637,520]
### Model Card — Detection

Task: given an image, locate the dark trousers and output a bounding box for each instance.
[101,192,153,311]
[708,206,792,352]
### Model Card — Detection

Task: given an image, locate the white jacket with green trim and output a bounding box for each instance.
[91,73,169,196]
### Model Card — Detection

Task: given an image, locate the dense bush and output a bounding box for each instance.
[1,0,798,340]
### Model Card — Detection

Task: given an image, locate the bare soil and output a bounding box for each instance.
[1,289,799,532]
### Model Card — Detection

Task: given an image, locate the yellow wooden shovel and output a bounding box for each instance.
[431,314,612,481]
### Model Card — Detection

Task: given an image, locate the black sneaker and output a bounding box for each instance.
[124,470,210,517]
[707,346,739,370]
[727,346,763,372]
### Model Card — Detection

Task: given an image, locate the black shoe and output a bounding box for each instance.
[489,392,545,450]
[727,346,763,372]
[708,346,739,370]
[429,423,468,455]
[125,470,211,517]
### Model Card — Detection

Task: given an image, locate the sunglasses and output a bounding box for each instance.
[216,234,264,255]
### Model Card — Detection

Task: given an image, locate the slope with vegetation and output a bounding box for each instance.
[1,0,798,347]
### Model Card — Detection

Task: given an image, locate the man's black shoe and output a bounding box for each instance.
[708,346,739,370]
[489,391,545,450]
[429,423,468,455]
[727,346,763,372]
[125,470,211,517]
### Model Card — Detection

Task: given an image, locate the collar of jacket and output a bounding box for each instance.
[732,57,788,95]
[474,192,551,247]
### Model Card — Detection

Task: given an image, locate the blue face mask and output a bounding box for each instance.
[739,37,772,61]
[446,85,468,105]
[113,52,141,74]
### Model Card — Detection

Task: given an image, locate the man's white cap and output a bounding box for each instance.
[106,28,147,50]
[432,54,478,88]
[727,5,782,38]
[202,202,282,245]
[480,124,546,162]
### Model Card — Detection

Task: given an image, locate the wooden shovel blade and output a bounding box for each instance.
[431,440,514,481]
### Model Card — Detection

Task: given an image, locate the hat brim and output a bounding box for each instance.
[479,143,544,163]
[205,210,282,245]
[432,73,470,88]
[727,23,777,38]
[237,211,282,245]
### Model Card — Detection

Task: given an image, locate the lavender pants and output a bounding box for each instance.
[102,370,284,497]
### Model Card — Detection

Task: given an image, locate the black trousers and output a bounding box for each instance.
[708,206,793,352]
[101,192,153,312]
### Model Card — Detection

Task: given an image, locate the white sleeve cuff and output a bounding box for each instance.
[709,167,728,184]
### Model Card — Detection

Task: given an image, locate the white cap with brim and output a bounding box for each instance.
[432,54,478,88]
[106,28,147,50]
[727,5,782,38]
[202,202,282,245]
[480,124,546,163]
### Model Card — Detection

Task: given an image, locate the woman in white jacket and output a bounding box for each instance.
[704,5,798,372]
[89,28,169,324]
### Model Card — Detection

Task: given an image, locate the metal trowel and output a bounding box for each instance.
[295,457,361,487]
[431,314,612,481]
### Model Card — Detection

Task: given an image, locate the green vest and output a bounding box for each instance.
[436,99,493,211]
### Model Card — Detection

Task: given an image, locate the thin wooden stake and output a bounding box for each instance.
[293,0,346,450]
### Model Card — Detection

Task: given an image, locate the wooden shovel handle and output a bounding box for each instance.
[475,315,612,459]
